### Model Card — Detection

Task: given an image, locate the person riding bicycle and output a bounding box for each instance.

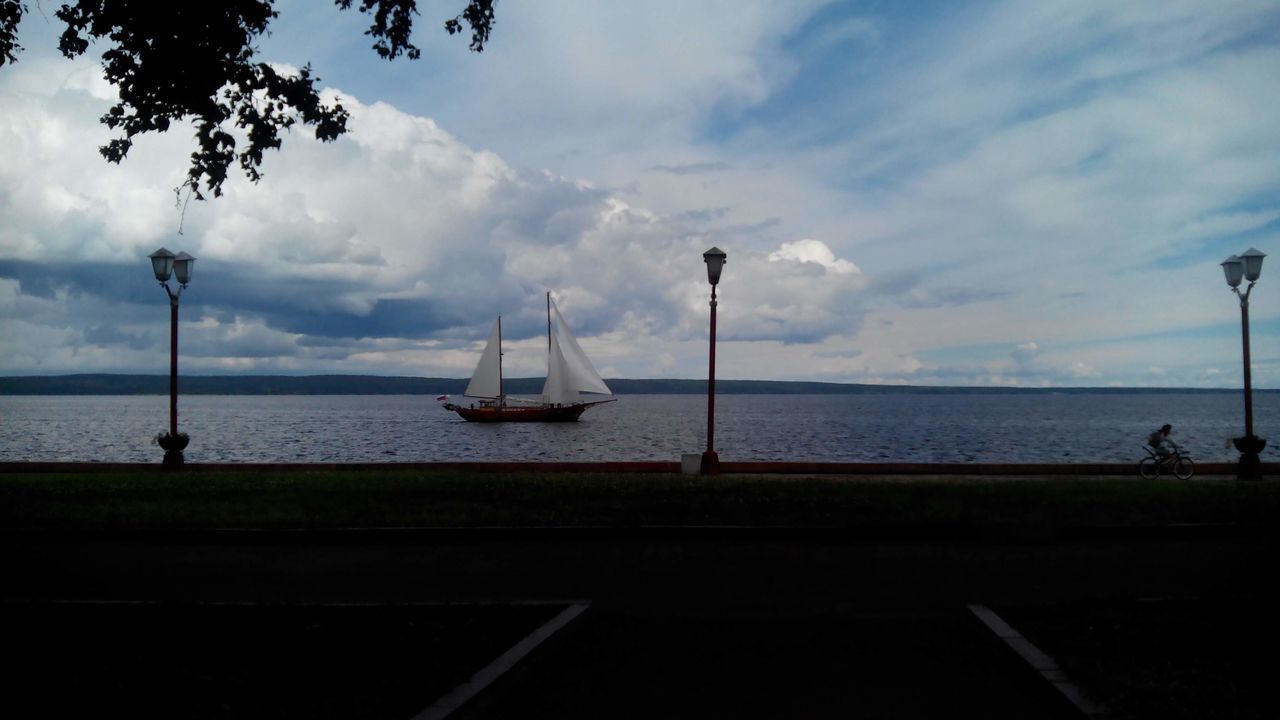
[1147,424,1177,460]
[1140,424,1195,479]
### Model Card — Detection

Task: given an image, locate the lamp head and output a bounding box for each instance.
[1240,247,1265,282]
[703,246,727,286]
[1222,255,1244,288]
[149,248,176,282]
[173,252,195,286]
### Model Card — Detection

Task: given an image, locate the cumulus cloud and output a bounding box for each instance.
[704,239,868,344]
[0,55,875,376]
[767,239,861,275]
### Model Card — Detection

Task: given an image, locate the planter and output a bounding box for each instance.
[156,432,190,451]
[1232,435,1266,454]
[1232,435,1266,480]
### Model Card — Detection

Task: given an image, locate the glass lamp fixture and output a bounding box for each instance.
[173,252,196,286]
[1241,248,1266,283]
[149,248,176,283]
[703,247,727,285]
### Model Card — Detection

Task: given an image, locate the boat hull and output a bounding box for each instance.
[446,403,590,423]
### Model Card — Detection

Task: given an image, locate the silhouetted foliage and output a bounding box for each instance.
[0,1,497,200]
[444,0,494,51]
[0,1,21,64]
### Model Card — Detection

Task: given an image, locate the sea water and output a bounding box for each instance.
[1,393,1277,464]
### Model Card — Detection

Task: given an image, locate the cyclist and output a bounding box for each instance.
[1147,424,1176,461]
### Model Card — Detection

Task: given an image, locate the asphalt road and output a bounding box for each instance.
[5,532,1274,718]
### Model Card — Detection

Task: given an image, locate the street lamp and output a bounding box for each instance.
[1221,248,1266,479]
[149,247,195,467]
[701,247,727,475]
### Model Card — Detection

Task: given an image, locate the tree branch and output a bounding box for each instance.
[0,1,498,200]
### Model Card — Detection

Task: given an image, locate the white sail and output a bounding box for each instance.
[464,318,502,399]
[540,299,612,405]
[541,330,581,406]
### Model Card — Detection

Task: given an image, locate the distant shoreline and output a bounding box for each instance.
[0,373,1271,396]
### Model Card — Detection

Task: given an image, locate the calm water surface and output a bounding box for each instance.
[1,393,1276,464]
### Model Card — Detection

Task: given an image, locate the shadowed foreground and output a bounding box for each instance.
[2,470,1276,718]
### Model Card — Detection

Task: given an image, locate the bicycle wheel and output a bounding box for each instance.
[1138,457,1160,479]
[1173,457,1195,480]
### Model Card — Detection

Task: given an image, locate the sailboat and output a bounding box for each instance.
[443,293,616,422]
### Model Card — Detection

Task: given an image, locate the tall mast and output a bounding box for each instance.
[497,315,504,405]
[547,291,552,358]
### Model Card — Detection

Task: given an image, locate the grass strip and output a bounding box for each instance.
[2,471,1279,531]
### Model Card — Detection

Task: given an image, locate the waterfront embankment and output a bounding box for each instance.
[2,464,1276,533]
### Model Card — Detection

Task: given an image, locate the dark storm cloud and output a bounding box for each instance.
[0,258,155,306]
[17,272,58,300]
[0,257,478,343]
[198,262,496,340]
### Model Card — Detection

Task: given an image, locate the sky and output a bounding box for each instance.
[2,0,1279,387]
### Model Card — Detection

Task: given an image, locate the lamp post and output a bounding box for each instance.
[149,247,195,468]
[1221,248,1266,480]
[701,247,727,475]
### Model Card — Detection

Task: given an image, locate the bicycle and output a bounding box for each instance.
[1138,445,1195,480]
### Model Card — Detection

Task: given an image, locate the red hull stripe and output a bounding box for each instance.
[452,404,589,423]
